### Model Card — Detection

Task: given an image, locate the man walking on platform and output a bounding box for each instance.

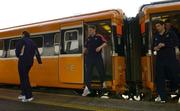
[15,31,42,102]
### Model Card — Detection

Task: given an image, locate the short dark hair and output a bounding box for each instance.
[22,31,30,38]
[88,25,96,30]
[154,20,164,25]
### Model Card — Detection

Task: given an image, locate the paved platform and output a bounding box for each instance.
[0,98,88,111]
[0,88,179,111]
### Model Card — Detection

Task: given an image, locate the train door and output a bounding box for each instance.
[150,11,180,88]
[59,21,84,84]
[141,11,180,94]
[84,20,113,84]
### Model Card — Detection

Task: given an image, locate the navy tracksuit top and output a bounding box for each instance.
[153,30,179,60]
[84,34,106,57]
[15,37,42,66]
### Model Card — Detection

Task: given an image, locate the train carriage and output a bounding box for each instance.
[0,1,179,100]
[0,10,127,94]
[136,1,180,99]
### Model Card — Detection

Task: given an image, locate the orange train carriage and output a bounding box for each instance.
[0,10,127,94]
[0,1,179,100]
[126,1,180,100]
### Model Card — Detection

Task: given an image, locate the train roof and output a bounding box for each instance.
[139,1,180,15]
[0,9,124,32]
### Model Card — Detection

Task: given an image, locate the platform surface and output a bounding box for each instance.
[0,88,179,111]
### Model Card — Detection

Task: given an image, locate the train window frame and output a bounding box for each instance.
[43,33,55,56]
[63,29,79,54]
[54,32,61,55]
[0,39,4,57]
[31,35,44,55]
[9,38,20,57]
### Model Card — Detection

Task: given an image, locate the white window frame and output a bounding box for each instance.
[9,38,19,57]
[0,40,4,57]
[54,32,61,54]
[64,30,79,53]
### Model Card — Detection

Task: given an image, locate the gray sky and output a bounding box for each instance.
[0,0,163,29]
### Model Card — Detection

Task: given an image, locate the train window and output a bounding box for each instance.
[0,40,4,57]
[31,36,43,55]
[43,33,54,56]
[44,33,54,47]
[3,39,10,58]
[54,32,61,54]
[64,30,79,54]
[9,39,19,57]
[54,33,61,44]
[65,31,78,40]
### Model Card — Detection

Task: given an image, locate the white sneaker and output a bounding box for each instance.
[133,95,141,101]
[122,94,129,100]
[170,89,179,98]
[160,100,166,103]
[155,96,166,103]
[18,95,25,100]
[21,97,34,102]
[82,86,90,96]
[100,92,109,99]
[155,96,161,102]
[170,94,177,98]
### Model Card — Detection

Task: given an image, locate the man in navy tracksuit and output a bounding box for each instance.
[15,31,42,102]
[82,25,107,96]
[153,21,179,103]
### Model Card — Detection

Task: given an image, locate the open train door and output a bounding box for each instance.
[139,1,180,100]
[59,21,84,84]
[83,20,113,88]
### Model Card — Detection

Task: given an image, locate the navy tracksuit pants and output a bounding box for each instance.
[18,58,32,99]
[85,55,105,91]
[155,59,179,101]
